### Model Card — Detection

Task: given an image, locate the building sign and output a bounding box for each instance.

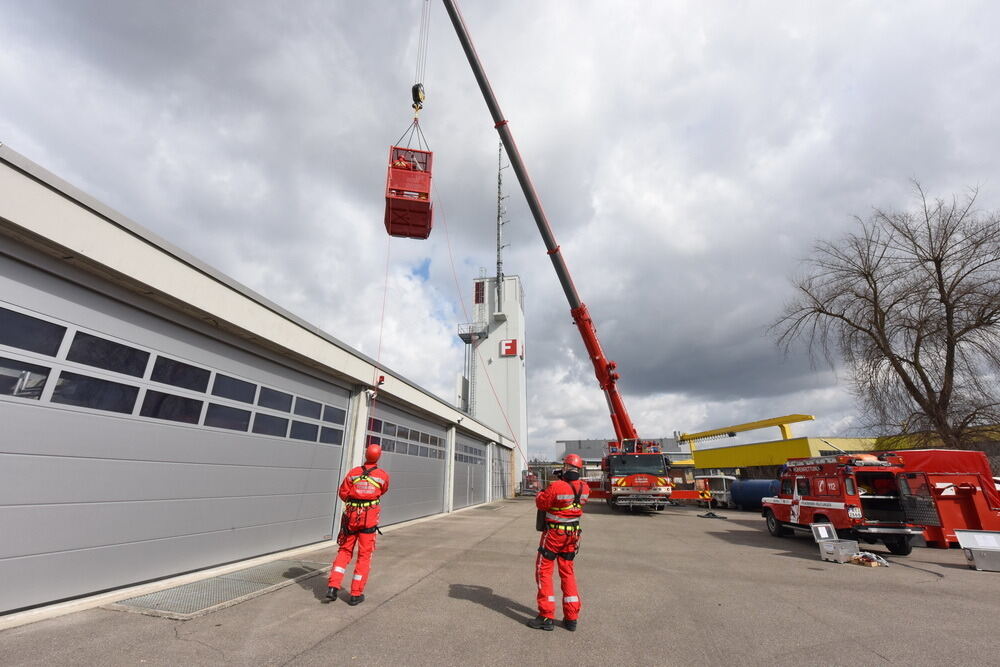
[500,339,518,356]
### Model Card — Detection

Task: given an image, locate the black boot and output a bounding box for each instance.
[527,615,554,631]
[324,587,338,602]
[348,594,366,606]
[563,619,577,631]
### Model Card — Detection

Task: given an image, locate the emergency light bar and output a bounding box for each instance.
[785,455,904,468]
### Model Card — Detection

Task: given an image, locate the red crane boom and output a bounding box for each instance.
[441,0,639,445]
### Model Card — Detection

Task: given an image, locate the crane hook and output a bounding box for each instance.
[411,83,425,115]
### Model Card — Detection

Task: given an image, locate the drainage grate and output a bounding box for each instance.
[108,559,328,620]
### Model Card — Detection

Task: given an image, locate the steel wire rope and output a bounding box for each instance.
[414,0,431,86]
[371,0,433,435]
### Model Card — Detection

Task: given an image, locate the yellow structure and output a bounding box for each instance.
[692,437,877,469]
[679,414,815,446]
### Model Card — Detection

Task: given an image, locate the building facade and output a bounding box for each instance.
[0,145,514,614]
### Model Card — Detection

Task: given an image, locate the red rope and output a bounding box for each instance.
[368,216,394,430]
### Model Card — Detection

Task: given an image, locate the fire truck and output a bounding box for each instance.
[762,454,927,555]
[599,440,673,511]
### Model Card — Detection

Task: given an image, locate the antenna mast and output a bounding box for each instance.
[495,141,508,309]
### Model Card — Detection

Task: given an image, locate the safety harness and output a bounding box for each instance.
[538,481,584,561]
[339,466,385,542]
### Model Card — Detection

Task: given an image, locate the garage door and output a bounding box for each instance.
[492,445,513,500]
[0,252,348,613]
[453,433,488,509]
[365,401,447,525]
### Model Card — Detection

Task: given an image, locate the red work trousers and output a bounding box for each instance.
[327,531,377,596]
[535,529,581,620]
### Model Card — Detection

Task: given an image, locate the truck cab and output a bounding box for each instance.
[762,454,930,555]
[601,443,672,511]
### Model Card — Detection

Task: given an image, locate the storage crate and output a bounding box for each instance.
[811,522,859,564]
[955,529,1000,572]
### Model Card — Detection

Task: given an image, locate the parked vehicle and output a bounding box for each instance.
[695,475,737,508]
[762,454,926,555]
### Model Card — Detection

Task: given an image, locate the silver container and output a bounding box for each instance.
[818,539,860,564]
[956,529,1000,572]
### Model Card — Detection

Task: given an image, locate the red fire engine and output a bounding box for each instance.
[762,454,926,555]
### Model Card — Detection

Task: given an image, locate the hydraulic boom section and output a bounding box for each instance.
[442,0,638,445]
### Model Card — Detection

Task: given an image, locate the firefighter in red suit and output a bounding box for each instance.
[528,454,589,631]
[325,444,390,606]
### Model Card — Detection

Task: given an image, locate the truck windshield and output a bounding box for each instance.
[609,454,666,475]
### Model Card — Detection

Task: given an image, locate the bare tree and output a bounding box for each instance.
[774,184,1000,447]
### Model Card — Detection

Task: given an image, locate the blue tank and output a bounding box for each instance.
[730,479,780,510]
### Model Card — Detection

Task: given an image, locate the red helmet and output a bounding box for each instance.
[365,444,382,464]
[564,454,584,469]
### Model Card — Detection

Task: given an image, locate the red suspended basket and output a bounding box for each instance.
[384,145,433,239]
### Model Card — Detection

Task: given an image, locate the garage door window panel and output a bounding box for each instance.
[67,332,149,378]
[319,426,343,445]
[290,421,318,441]
[51,371,139,413]
[322,405,346,425]
[140,390,203,424]
[258,387,292,412]
[204,403,251,431]
[212,374,257,403]
[151,356,210,392]
[0,306,67,356]
[252,413,289,437]
[293,397,322,419]
[0,356,50,399]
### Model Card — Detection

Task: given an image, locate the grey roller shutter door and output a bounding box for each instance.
[0,253,348,613]
[365,401,447,525]
[453,434,488,509]
[492,446,513,500]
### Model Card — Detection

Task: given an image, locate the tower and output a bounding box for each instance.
[457,143,528,472]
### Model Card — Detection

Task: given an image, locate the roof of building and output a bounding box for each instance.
[0,143,510,448]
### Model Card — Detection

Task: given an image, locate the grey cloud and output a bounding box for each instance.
[3,1,1000,456]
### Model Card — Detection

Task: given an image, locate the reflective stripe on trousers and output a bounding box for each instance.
[328,530,378,595]
[534,530,582,620]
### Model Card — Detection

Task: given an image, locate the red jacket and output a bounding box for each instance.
[339,465,390,530]
[536,478,589,525]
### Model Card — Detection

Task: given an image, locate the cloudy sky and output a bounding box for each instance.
[3,1,999,459]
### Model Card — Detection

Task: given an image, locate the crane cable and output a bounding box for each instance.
[370,0,432,428]
[398,0,432,146]
[376,0,529,469]
[414,0,431,96]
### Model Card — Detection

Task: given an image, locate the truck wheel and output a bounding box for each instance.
[812,514,829,525]
[765,510,790,537]
[884,537,913,556]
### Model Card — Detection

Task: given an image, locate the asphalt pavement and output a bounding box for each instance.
[2,497,998,666]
